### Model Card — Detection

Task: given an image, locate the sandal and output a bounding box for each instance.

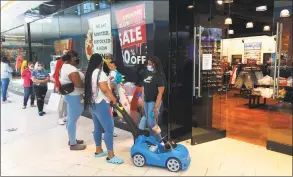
[106,156,124,164]
[94,151,108,158]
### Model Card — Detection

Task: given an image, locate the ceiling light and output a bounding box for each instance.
[263,25,270,31]
[225,17,232,25]
[223,0,233,3]
[217,0,223,5]
[228,29,234,34]
[256,6,267,11]
[280,9,290,17]
[188,5,194,9]
[246,22,254,28]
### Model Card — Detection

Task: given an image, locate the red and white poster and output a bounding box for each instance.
[115,4,147,66]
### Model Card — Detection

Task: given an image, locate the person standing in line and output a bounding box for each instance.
[21,62,36,109]
[84,54,124,164]
[53,56,67,125]
[142,57,165,142]
[31,62,50,116]
[60,50,86,151]
[1,56,13,103]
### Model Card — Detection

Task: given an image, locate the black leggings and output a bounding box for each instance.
[34,86,48,112]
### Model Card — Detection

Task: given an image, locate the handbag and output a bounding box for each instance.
[58,67,75,95]
[59,83,74,95]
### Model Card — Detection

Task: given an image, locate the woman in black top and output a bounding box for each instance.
[142,56,165,142]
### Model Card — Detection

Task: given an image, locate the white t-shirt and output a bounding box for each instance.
[60,64,85,95]
[92,69,111,103]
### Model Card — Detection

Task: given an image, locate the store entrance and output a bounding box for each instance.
[191,0,292,153]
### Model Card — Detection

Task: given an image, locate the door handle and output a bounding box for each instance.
[193,27,197,97]
[198,26,202,98]
[276,22,283,98]
[273,22,279,99]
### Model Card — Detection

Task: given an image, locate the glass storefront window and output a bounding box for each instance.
[1,25,27,78]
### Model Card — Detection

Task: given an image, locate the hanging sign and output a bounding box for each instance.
[88,13,113,56]
[244,42,262,50]
[115,4,147,66]
[244,42,262,64]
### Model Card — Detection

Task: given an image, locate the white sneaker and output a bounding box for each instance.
[58,118,65,125]
[63,116,67,122]
[1,100,11,104]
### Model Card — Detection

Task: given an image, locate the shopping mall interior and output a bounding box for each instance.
[1,0,292,160]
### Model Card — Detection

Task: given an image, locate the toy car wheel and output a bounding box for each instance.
[166,158,181,172]
[133,153,146,167]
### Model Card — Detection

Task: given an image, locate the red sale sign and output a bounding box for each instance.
[115,4,147,66]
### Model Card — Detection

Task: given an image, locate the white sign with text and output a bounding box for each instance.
[202,54,212,70]
[88,13,112,55]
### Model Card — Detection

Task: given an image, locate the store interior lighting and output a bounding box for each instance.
[280,9,290,17]
[263,25,270,31]
[217,0,223,5]
[256,6,267,11]
[246,22,254,28]
[228,29,234,34]
[225,17,232,25]
[187,5,194,9]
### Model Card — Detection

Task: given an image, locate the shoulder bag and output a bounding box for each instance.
[59,68,75,95]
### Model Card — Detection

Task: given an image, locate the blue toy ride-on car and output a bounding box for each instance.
[111,103,191,172]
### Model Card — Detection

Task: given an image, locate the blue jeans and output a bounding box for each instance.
[144,101,162,142]
[91,100,114,151]
[23,87,35,106]
[64,95,84,145]
[1,78,10,101]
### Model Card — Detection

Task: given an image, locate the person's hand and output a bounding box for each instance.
[112,98,117,105]
[153,107,159,119]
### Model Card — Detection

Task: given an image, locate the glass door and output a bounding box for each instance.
[191,0,225,144]
[267,3,292,154]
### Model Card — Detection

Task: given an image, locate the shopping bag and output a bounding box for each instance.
[47,93,62,112]
[58,96,65,112]
[117,85,131,114]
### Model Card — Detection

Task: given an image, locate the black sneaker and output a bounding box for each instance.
[22,106,27,109]
[70,144,86,151]
[68,139,84,145]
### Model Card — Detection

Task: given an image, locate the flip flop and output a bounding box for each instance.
[106,156,124,164]
[94,151,108,158]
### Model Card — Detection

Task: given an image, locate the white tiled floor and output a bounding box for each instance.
[1,93,292,176]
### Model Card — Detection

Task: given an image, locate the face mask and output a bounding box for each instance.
[29,67,34,70]
[147,65,153,72]
[37,66,43,70]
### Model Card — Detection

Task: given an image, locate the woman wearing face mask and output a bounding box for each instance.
[60,50,86,151]
[84,54,124,164]
[31,62,50,116]
[142,57,165,142]
[21,62,36,109]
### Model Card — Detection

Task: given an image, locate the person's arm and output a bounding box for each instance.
[31,77,44,84]
[68,72,84,88]
[6,65,13,73]
[153,75,165,118]
[99,81,116,104]
[21,70,26,79]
